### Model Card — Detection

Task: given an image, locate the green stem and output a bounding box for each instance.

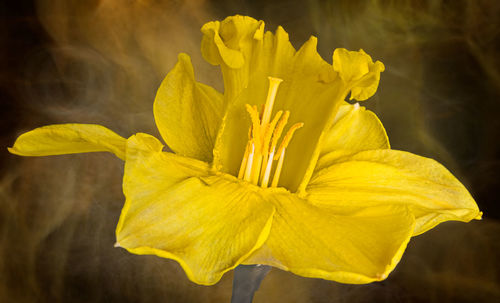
[230,265,271,303]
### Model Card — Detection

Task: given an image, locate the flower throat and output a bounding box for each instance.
[237,77,304,188]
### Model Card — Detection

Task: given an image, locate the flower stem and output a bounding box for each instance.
[230,265,271,303]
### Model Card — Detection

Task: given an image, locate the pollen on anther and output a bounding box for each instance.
[261,110,283,155]
[245,104,262,146]
[275,122,304,160]
[270,111,290,151]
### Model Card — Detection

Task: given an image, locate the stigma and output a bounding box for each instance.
[237,77,304,188]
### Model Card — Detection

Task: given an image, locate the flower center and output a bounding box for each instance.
[237,77,304,188]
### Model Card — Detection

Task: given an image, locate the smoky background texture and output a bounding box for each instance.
[1,0,499,302]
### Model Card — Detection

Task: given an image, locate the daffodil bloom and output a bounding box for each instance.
[9,15,481,286]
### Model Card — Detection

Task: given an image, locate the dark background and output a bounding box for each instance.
[1,0,499,302]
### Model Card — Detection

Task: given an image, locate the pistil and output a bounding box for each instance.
[261,77,283,126]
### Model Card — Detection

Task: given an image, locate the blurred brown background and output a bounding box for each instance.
[1,0,499,302]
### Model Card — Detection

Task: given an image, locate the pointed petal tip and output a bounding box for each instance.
[7,146,25,157]
[307,35,318,45]
[475,211,483,220]
[375,60,386,72]
[274,25,290,41]
[376,272,388,281]
[114,242,121,248]
[177,52,191,61]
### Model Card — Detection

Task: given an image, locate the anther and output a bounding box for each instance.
[261,111,283,155]
[270,123,303,187]
[245,104,262,147]
[270,111,290,151]
[275,123,304,160]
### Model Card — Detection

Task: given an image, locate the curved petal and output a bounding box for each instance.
[244,192,415,284]
[316,102,390,172]
[8,124,126,160]
[115,133,275,285]
[201,15,266,103]
[154,53,224,162]
[332,48,385,101]
[307,149,482,235]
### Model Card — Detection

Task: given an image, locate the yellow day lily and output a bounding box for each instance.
[9,15,481,286]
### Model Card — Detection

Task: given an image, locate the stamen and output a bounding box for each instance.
[259,154,268,181]
[238,126,254,179]
[251,155,263,185]
[271,148,286,188]
[270,111,290,151]
[259,111,283,185]
[260,150,274,188]
[270,123,304,187]
[275,123,304,160]
[261,111,283,155]
[245,104,262,148]
[238,77,304,189]
[238,141,251,179]
[244,142,255,181]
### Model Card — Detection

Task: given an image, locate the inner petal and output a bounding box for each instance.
[212,34,345,193]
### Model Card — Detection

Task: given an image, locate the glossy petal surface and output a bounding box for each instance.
[116,133,275,285]
[154,53,223,162]
[308,149,481,235]
[8,124,126,160]
[245,193,415,284]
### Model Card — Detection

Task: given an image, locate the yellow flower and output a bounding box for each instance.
[9,15,481,286]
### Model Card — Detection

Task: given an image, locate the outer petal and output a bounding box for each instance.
[8,124,126,160]
[333,48,385,101]
[307,149,482,235]
[316,102,389,171]
[244,192,415,284]
[154,53,223,162]
[115,133,275,285]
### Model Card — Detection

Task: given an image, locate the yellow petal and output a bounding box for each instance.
[154,53,224,162]
[8,124,126,160]
[244,192,415,284]
[210,18,345,192]
[316,102,390,171]
[307,149,482,235]
[115,133,275,285]
[201,15,265,103]
[201,16,260,69]
[332,48,385,101]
